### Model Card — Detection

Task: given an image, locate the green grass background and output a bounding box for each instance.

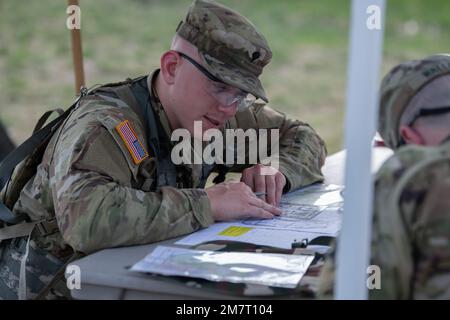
[1,0,449,153]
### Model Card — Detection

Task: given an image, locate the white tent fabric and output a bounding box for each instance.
[335,0,386,299]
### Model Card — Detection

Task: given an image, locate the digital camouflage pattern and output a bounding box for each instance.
[1,70,326,299]
[318,140,450,299]
[371,139,450,299]
[378,54,450,149]
[176,0,272,102]
[0,237,68,300]
[1,0,326,299]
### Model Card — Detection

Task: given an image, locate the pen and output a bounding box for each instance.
[254,192,267,197]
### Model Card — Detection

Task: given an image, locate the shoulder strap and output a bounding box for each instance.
[125,77,178,189]
[32,108,65,134]
[391,150,450,204]
[94,77,178,189]
[0,96,82,224]
[92,77,146,119]
[104,85,143,120]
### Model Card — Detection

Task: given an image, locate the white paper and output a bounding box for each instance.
[176,184,343,249]
[242,205,339,234]
[281,184,344,206]
[130,246,314,289]
[176,206,341,249]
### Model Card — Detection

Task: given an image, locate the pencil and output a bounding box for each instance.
[254,192,267,197]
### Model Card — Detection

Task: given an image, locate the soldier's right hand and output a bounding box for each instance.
[205,182,282,221]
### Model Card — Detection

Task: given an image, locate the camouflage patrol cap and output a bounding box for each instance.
[379,54,450,149]
[176,0,272,102]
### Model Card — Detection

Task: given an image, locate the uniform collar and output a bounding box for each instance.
[147,69,174,140]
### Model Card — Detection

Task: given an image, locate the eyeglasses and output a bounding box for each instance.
[175,51,256,110]
[408,106,450,126]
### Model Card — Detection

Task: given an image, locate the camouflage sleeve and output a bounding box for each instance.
[369,155,414,300]
[226,104,327,191]
[317,154,413,300]
[412,175,450,299]
[370,155,450,299]
[50,103,214,254]
[319,145,450,300]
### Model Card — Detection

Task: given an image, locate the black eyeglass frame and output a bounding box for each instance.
[174,50,257,110]
[175,51,224,84]
[409,106,450,126]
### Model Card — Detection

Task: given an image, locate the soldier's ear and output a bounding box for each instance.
[400,125,425,145]
[160,51,180,85]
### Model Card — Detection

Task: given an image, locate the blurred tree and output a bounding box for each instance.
[0,121,15,161]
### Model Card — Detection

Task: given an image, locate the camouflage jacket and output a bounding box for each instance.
[318,140,450,299]
[5,70,326,260]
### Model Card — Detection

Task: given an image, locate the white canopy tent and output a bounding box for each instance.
[335,0,386,299]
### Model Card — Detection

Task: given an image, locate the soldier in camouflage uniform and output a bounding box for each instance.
[318,54,450,299]
[0,0,326,299]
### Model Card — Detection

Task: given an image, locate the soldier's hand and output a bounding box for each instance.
[240,164,286,206]
[205,181,282,221]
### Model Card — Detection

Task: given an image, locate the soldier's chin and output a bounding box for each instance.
[201,116,220,130]
[187,119,222,140]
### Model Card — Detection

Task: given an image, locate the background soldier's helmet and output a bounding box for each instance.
[176,0,272,102]
[378,54,450,149]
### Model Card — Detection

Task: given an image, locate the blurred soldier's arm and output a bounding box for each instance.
[317,153,414,300]
[371,147,450,300]
[369,156,414,300]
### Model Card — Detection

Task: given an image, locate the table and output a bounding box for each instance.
[321,147,393,185]
[67,147,393,300]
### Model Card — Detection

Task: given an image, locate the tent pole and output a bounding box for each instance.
[68,0,85,95]
[335,0,386,300]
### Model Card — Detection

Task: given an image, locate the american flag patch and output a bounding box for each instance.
[115,120,149,164]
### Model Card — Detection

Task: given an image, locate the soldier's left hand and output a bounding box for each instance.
[241,164,286,206]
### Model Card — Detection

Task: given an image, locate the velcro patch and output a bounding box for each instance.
[115,120,149,164]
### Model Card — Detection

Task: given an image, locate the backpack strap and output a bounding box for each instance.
[96,77,180,190]
[388,148,450,238]
[91,77,153,149]
[32,108,65,134]
[0,219,59,242]
[0,96,83,225]
[96,84,143,119]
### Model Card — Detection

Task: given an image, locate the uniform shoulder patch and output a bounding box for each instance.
[115,120,149,164]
